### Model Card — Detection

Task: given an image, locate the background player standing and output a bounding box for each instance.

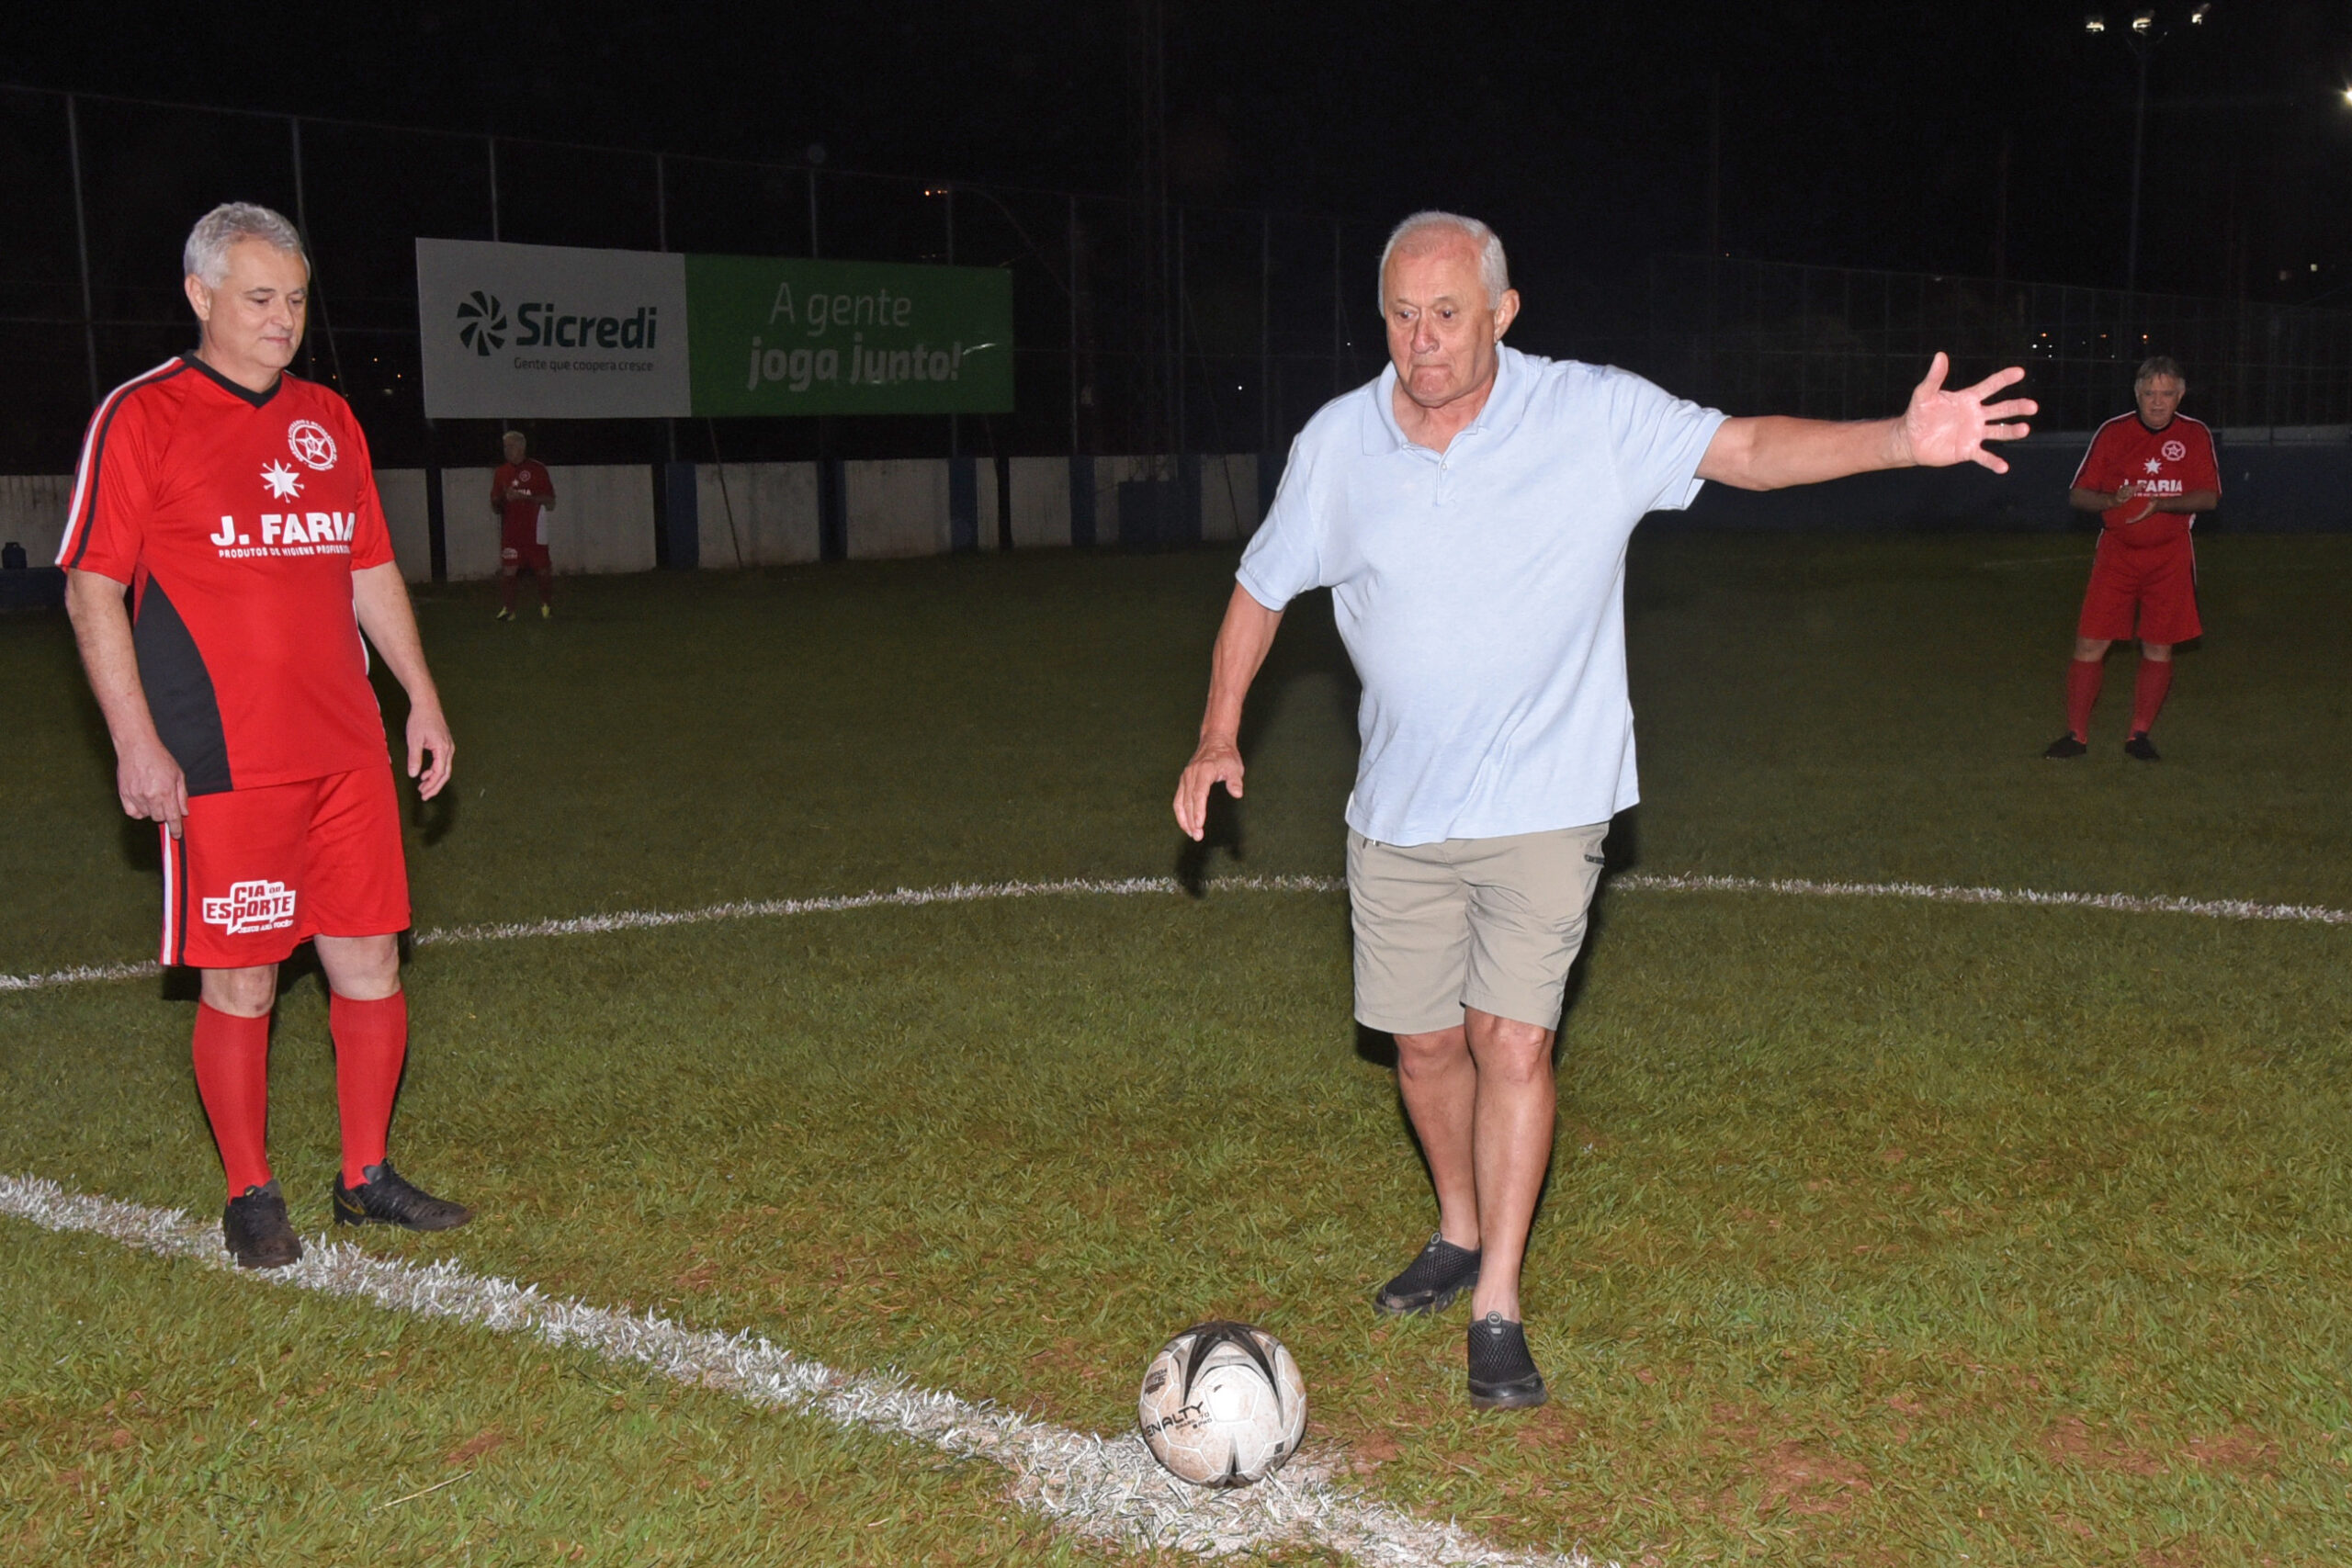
[59,203,471,1268]
[2045,355,2220,761]
[492,429,556,620]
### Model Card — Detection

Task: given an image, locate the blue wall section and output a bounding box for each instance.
[1661,434,2352,534]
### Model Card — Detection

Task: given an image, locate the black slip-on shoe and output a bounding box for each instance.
[2042,734,2088,759]
[2123,732,2161,762]
[1374,1234,1482,1315]
[1467,1312,1547,1410]
[332,1161,472,1232]
[223,1180,302,1269]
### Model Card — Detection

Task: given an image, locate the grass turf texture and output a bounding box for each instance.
[4,535,2351,1565]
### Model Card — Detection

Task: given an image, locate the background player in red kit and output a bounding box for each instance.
[59,203,470,1268]
[2044,355,2220,762]
[492,429,556,620]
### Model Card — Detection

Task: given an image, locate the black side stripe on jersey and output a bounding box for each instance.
[131,578,234,797]
[62,359,191,570]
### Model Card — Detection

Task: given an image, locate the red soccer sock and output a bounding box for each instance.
[331,991,409,1187]
[500,570,518,612]
[2064,657,2105,742]
[2132,657,2175,736]
[192,1002,273,1196]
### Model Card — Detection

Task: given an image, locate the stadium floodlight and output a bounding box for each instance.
[2084,7,2212,292]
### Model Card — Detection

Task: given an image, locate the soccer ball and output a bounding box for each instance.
[1136,1320,1307,1487]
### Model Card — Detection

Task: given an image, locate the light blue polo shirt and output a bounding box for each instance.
[1237,344,1725,848]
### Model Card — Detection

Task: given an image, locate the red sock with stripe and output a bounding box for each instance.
[2132,658,2175,736]
[191,1002,272,1196]
[2064,657,2104,742]
[331,991,409,1187]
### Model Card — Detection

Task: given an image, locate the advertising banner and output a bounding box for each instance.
[417,241,1012,421]
[416,239,692,419]
[684,255,1014,417]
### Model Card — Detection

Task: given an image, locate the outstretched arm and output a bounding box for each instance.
[1173,585,1283,841]
[1698,353,2036,491]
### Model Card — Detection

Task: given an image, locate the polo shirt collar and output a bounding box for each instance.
[1363,343,1533,456]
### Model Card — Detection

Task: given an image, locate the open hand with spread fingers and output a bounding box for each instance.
[1900,352,2037,473]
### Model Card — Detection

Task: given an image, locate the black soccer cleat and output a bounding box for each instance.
[2042,734,2087,759]
[2123,731,2161,762]
[333,1161,473,1232]
[1375,1233,1482,1315]
[222,1180,302,1270]
[1467,1312,1547,1411]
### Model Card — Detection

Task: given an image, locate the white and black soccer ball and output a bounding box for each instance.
[1136,1319,1307,1487]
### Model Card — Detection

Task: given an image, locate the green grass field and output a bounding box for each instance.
[4,534,2350,1566]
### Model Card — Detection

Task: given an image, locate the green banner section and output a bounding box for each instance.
[686,255,1013,416]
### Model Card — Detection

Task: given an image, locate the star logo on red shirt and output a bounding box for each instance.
[2143,457,2163,475]
[260,460,303,500]
[287,419,339,471]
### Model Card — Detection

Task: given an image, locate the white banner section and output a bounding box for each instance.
[415,239,690,419]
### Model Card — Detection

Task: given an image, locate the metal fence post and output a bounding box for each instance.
[1330,217,1343,395]
[945,184,957,459]
[807,168,820,259]
[487,134,500,241]
[1068,195,1080,456]
[65,94,100,409]
[1260,210,1272,453]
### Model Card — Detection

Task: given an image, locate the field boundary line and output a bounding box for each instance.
[5,868,2345,995]
[0,1171,1600,1568]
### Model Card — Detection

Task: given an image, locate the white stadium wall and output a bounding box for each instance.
[375,468,434,583]
[0,475,74,566]
[695,462,820,568]
[1007,457,1073,548]
[440,465,656,580]
[0,455,1268,590]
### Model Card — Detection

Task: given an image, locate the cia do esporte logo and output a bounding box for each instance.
[456,290,506,355]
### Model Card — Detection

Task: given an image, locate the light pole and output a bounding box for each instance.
[2086,5,2212,293]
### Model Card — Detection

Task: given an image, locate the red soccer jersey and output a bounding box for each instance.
[58,356,397,796]
[2071,412,2221,550]
[492,459,555,546]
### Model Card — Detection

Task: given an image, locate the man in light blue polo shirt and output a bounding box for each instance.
[1173,211,2033,1411]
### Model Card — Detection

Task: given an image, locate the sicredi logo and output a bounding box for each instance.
[457,291,507,355]
[509,300,661,351]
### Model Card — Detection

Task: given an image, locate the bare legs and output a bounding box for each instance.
[1393,1008,1556,1321]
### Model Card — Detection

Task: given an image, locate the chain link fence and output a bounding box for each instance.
[0,85,1389,473]
[1645,254,2352,433]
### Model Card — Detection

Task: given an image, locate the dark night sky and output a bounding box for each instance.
[17,0,2352,299]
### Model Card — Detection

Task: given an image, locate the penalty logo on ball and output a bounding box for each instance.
[1136,1319,1306,1487]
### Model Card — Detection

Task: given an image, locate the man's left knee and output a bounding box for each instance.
[316,933,401,998]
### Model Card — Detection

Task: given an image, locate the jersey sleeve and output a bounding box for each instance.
[1236,431,1328,612]
[2186,425,2222,494]
[59,385,160,579]
[331,400,395,571]
[490,466,511,512]
[1601,367,1727,515]
[535,462,555,501]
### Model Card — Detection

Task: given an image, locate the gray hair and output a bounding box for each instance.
[2134,355,2185,389]
[183,202,307,287]
[1377,211,1510,312]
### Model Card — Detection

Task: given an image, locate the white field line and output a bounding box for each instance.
[3,869,2345,997]
[0,1172,1600,1568]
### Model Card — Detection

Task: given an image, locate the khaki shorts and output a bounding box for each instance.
[1346,823,1610,1035]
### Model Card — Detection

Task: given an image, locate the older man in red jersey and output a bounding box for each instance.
[2044,356,2221,762]
[61,203,471,1268]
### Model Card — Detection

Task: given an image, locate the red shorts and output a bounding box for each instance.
[501,524,550,575]
[162,765,411,969]
[2078,534,2199,645]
